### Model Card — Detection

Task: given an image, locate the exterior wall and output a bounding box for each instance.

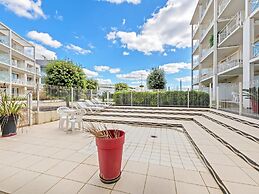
[0,22,41,97]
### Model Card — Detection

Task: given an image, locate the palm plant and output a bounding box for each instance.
[0,93,26,130]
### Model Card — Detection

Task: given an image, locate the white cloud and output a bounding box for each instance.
[54,10,63,21]
[65,44,91,55]
[30,41,57,60]
[163,52,168,56]
[27,31,62,48]
[176,76,191,82]
[107,0,195,55]
[171,48,176,52]
[117,70,149,81]
[94,65,120,74]
[97,78,112,85]
[0,0,46,19]
[83,68,98,78]
[104,0,141,5]
[123,51,130,56]
[160,62,191,74]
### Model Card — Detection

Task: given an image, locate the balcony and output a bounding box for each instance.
[193,57,200,69]
[27,66,36,73]
[218,11,243,47]
[201,47,213,62]
[218,0,230,16]
[200,68,213,81]
[0,71,10,83]
[12,78,26,85]
[252,43,259,58]
[193,75,199,85]
[250,0,259,14]
[200,19,213,43]
[218,59,243,74]
[193,41,199,54]
[200,0,213,22]
[0,53,10,65]
[12,43,34,60]
[27,80,35,86]
[0,35,9,47]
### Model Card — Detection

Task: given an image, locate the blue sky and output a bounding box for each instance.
[0,0,196,89]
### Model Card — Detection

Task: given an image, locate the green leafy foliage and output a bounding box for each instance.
[115,83,129,91]
[45,60,86,88]
[113,90,209,107]
[85,79,98,90]
[209,34,214,48]
[147,68,166,90]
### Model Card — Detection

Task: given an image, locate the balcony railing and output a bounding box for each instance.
[0,54,10,65]
[0,36,9,47]
[193,25,199,37]
[200,69,213,81]
[193,76,199,84]
[0,72,10,82]
[250,0,259,13]
[201,47,213,60]
[27,67,35,73]
[218,59,243,73]
[193,57,200,68]
[200,19,213,41]
[218,12,243,45]
[27,80,35,86]
[252,43,259,58]
[12,60,26,70]
[193,41,199,52]
[200,0,212,20]
[12,78,26,85]
[218,0,230,16]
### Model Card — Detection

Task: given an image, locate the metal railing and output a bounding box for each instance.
[193,76,199,84]
[0,71,10,82]
[250,0,259,13]
[200,0,212,20]
[252,43,259,58]
[200,19,213,41]
[193,25,199,37]
[218,11,243,44]
[193,57,199,69]
[12,78,26,85]
[193,41,199,52]
[0,53,10,64]
[201,47,213,60]
[200,69,213,81]
[218,0,230,16]
[0,36,9,46]
[218,59,243,73]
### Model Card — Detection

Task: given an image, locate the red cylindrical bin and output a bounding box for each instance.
[96,130,125,184]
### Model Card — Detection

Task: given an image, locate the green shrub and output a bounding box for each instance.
[113,90,209,107]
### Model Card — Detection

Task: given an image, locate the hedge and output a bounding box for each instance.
[113,90,209,107]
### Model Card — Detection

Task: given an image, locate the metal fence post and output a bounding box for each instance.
[239,82,243,115]
[216,86,219,110]
[209,83,212,108]
[187,88,190,108]
[90,89,93,100]
[71,87,74,108]
[106,91,109,102]
[130,90,133,106]
[27,92,32,126]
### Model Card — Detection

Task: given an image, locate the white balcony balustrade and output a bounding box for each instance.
[27,66,35,73]
[218,11,243,45]
[200,69,213,81]
[218,0,230,16]
[193,76,199,84]
[200,0,212,20]
[218,59,243,73]
[201,47,213,60]
[200,19,213,41]
[12,78,26,85]
[27,80,35,86]
[0,71,10,82]
[0,36,9,46]
[193,57,200,68]
[0,53,10,64]
[252,43,259,58]
[250,0,259,13]
[193,41,199,52]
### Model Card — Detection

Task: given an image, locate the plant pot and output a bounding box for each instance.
[1,115,17,137]
[96,130,125,184]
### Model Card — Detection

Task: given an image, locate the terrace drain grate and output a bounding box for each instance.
[151,135,158,138]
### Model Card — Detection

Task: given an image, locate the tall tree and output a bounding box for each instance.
[85,79,98,90]
[115,83,129,91]
[45,60,86,88]
[147,68,166,90]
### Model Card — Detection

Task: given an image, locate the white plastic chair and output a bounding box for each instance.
[76,101,103,113]
[57,107,70,129]
[69,109,86,131]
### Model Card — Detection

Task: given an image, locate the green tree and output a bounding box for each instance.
[45,60,86,88]
[85,79,98,90]
[147,68,166,90]
[115,83,129,91]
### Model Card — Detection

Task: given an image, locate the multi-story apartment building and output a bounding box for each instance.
[0,22,41,97]
[191,0,259,108]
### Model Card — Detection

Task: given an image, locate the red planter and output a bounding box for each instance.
[96,130,125,184]
[251,99,259,114]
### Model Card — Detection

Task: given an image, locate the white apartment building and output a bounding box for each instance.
[191,0,259,107]
[0,22,41,97]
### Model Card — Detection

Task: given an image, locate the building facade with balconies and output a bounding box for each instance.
[191,0,259,108]
[0,22,41,97]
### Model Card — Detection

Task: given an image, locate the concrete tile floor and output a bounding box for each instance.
[0,121,221,194]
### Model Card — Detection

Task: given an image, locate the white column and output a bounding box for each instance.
[8,29,12,96]
[212,0,218,102]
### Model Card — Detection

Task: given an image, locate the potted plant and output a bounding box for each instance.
[85,123,125,184]
[0,94,26,137]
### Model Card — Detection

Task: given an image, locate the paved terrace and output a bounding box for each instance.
[0,107,258,194]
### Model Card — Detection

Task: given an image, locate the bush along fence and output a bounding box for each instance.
[113,90,210,107]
